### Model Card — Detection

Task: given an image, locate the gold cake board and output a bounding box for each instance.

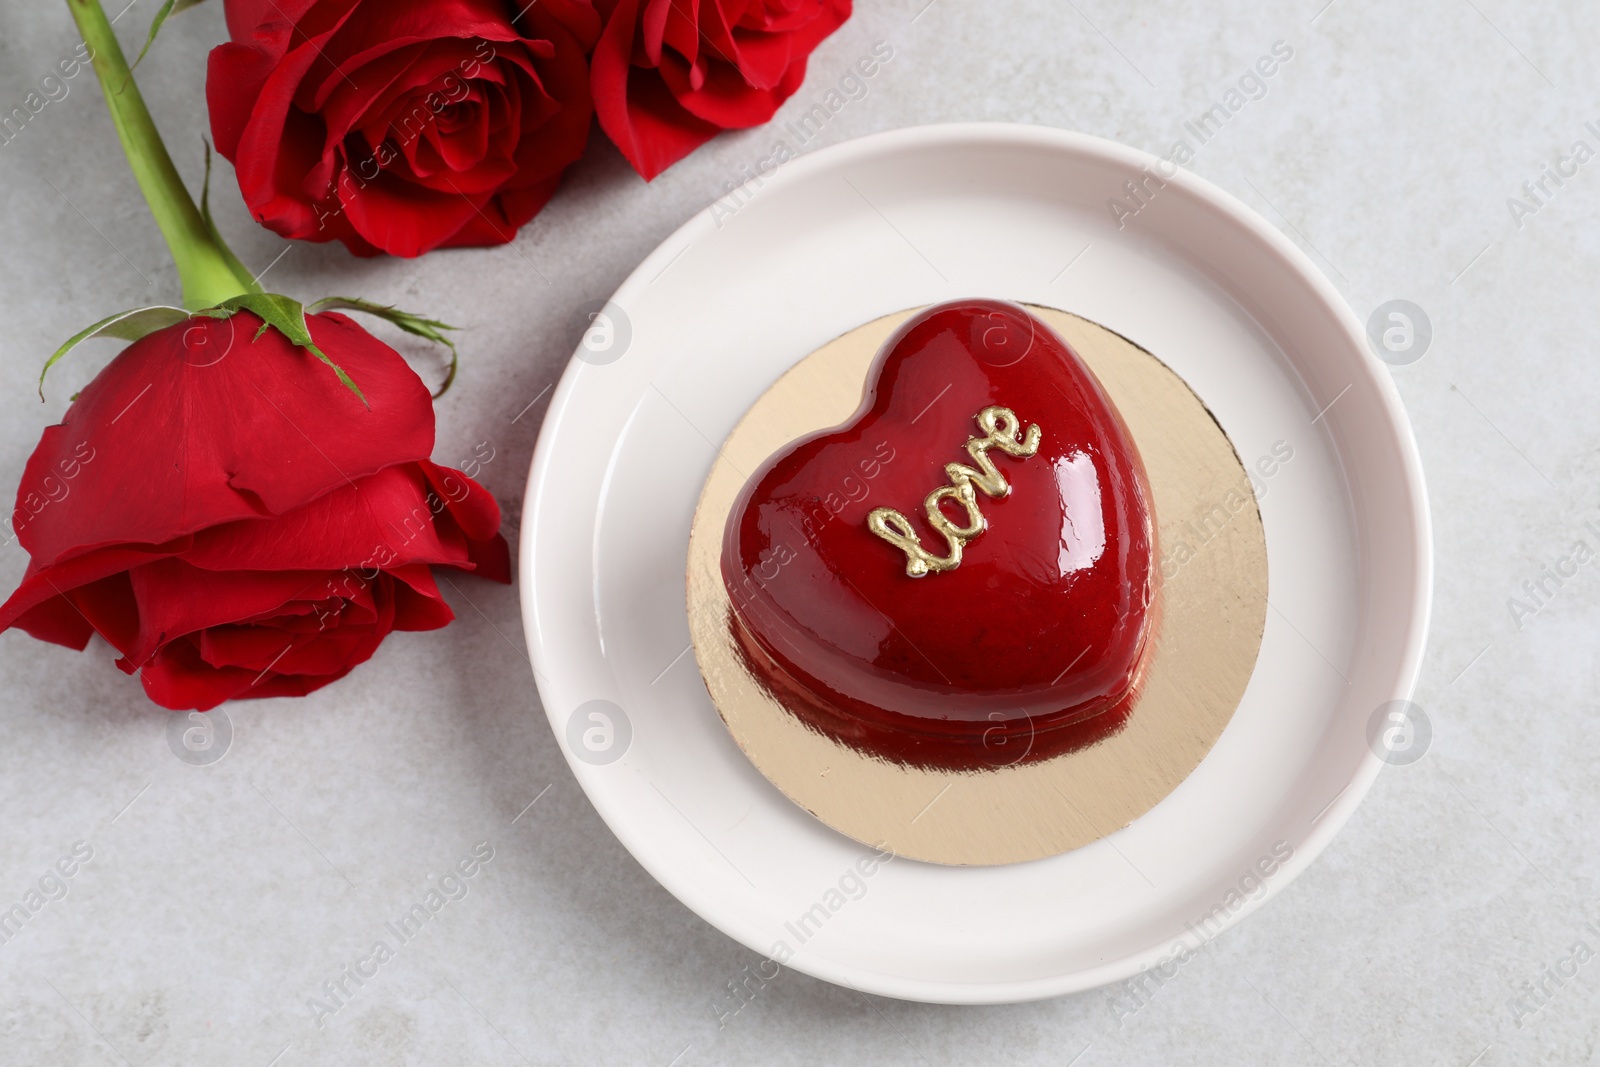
[686,306,1267,865]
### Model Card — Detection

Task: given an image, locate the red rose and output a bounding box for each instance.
[592,0,851,180]
[0,312,509,710]
[207,0,601,257]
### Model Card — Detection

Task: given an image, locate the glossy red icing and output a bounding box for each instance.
[722,300,1156,770]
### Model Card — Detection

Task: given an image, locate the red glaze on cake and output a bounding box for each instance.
[721,300,1156,770]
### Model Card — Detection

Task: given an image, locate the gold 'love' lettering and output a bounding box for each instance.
[866,405,1042,577]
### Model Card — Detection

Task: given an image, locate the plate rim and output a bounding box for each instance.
[519,121,1434,1003]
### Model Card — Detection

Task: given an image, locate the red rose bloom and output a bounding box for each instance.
[207,0,601,257]
[592,0,851,180]
[0,312,509,710]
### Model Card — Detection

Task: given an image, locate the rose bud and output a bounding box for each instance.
[591,0,852,181]
[206,0,601,257]
[0,310,509,711]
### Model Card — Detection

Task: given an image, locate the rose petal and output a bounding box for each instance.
[13,311,434,571]
[224,0,323,43]
[642,0,673,67]
[197,624,305,670]
[0,541,188,638]
[231,28,346,238]
[447,175,559,247]
[137,636,259,711]
[7,588,95,650]
[126,561,328,667]
[418,461,502,541]
[68,572,141,656]
[341,168,498,256]
[389,564,458,630]
[207,42,276,161]
[592,0,722,180]
[238,666,354,701]
[180,463,485,574]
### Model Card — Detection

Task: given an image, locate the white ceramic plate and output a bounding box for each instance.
[520,123,1430,1003]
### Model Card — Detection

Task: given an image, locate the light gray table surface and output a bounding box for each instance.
[2,1,1597,1064]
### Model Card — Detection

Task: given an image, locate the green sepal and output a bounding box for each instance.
[308,297,460,398]
[200,139,262,297]
[199,293,367,407]
[129,0,208,74]
[40,305,190,400]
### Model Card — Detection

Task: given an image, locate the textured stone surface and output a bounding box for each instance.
[1,1,1597,1063]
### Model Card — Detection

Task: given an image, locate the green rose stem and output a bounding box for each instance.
[52,0,448,404]
[66,0,249,310]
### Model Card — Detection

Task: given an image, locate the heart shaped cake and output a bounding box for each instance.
[720,300,1158,770]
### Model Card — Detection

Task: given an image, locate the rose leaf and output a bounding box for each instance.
[40,305,191,400]
[307,296,460,398]
[202,293,368,408]
[130,0,210,74]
